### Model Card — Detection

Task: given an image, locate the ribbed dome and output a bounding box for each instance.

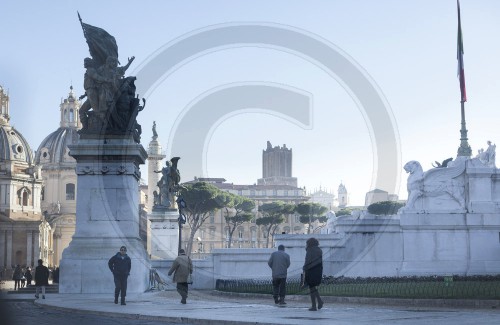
[0,124,35,164]
[35,127,79,164]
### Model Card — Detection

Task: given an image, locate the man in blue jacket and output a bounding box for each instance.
[108,246,131,305]
[268,244,290,306]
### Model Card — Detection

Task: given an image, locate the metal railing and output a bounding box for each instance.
[216,275,500,299]
[149,268,168,291]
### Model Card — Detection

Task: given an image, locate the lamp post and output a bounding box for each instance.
[176,196,186,254]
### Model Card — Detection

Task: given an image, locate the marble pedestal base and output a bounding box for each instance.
[149,209,179,259]
[59,137,150,293]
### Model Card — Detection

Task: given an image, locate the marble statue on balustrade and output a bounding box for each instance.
[475,140,496,168]
[399,159,466,214]
[77,13,145,143]
[153,157,181,210]
[325,211,336,233]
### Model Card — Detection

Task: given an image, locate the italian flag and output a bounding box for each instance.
[457,0,467,102]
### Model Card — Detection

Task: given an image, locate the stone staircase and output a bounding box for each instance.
[7,284,59,294]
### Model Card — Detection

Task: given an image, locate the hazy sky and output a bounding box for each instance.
[2,0,500,206]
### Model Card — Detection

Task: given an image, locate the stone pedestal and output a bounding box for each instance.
[466,163,496,213]
[59,136,150,293]
[148,208,179,259]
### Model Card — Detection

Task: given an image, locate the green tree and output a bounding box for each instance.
[367,201,405,215]
[336,209,352,217]
[257,201,295,248]
[296,202,328,234]
[180,182,225,256]
[225,194,255,248]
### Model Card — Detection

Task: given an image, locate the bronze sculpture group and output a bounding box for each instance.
[77,13,144,143]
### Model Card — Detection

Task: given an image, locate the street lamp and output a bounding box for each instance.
[176,196,187,254]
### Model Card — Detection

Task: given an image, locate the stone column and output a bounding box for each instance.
[0,230,5,268]
[26,231,33,267]
[33,231,40,264]
[6,230,12,268]
[59,136,150,294]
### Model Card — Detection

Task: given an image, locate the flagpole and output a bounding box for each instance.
[456,0,471,157]
[457,100,471,156]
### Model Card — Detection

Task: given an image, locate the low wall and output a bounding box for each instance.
[150,211,500,290]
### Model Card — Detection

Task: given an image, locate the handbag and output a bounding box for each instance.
[300,272,307,289]
[187,273,193,284]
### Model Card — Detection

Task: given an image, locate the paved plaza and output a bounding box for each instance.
[2,280,500,325]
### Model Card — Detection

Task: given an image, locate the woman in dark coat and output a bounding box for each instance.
[303,237,324,311]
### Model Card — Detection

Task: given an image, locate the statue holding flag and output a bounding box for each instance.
[77,13,145,143]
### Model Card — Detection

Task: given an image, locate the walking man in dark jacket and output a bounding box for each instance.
[268,244,290,306]
[108,246,131,305]
[34,259,49,299]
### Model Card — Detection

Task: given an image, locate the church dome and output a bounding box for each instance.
[35,127,79,164]
[35,86,81,165]
[0,86,35,164]
[0,124,35,164]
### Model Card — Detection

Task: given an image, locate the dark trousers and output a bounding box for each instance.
[272,277,287,301]
[114,274,128,299]
[176,282,188,299]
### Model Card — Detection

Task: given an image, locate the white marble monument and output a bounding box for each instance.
[59,17,150,293]
[59,137,150,293]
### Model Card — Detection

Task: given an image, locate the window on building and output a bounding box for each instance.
[209,211,215,224]
[284,190,288,196]
[238,228,244,240]
[66,183,75,200]
[251,227,257,241]
[209,228,215,239]
[250,190,255,196]
[22,191,28,206]
[273,189,277,196]
[200,229,205,239]
[210,243,214,252]
[69,109,74,122]
[295,215,301,223]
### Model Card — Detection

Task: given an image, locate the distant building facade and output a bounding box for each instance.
[309,186,335,210]
[257,141,297,187]
[337,183,349,208]
[183,177,309,255]
[365,188,399,207]
[0,85,44,276]
[177,141,312,256]
[35,87,81,267]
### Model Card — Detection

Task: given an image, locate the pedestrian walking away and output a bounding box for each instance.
[108,246,131,305]
[12,265,22,290]
[25,267,33,286]
[168,249,193,304]
[303,237,324,311]
[268,244,290,306]
[35,259,50,299]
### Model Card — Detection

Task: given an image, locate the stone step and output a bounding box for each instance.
[7,284,59,294]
